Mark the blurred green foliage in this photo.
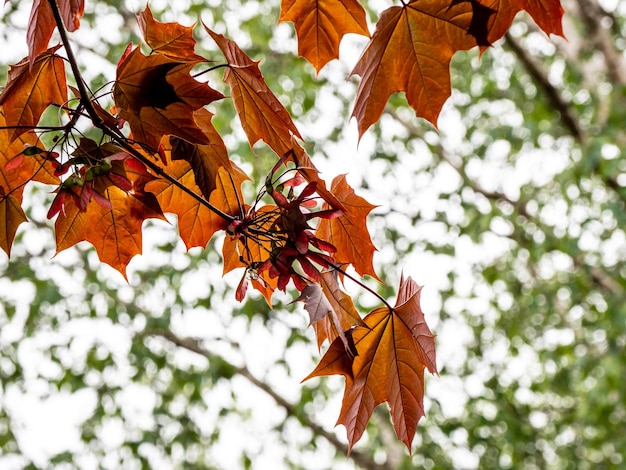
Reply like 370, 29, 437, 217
1, 0, 625, 468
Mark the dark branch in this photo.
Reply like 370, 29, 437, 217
152, 329, 392, 470
504, 32, 585, 143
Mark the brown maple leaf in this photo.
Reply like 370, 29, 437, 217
204, 25, 303, 156
137, 5, 205, 62
59, 0, 84, 32
304, 275, 437, 452
26, 0, 55, 67
316, 174, 378, 280
0, 46, 67, 142
279, 0, 370, 73
350, 0, 482, 135
113, 47, 223, 149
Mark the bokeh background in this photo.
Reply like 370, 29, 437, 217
1, 0, 625, 468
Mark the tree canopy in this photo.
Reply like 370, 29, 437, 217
1, 0, 625, 468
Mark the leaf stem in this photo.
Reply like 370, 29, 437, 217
192, 63, 230, 78
330, 263, 393, 311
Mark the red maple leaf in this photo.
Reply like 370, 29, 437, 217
305, 275, 437, 452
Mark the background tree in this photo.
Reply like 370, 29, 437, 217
1, 0, 625, 469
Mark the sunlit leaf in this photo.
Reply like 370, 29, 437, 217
351, 0, 482, 135
137, 5, 205, 61
146, 139, 249, 250
279, 0, 370, 72
305, 275, 437, 452
316, 174, 378, 279
54, 159, 166, 278
0, 46, 67, 141
204, 25, 302, 155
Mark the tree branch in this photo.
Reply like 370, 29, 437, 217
575, 0, 626, 86
152, 329, 392, 470
387, 109, 622, 297
504, 32, 585, 143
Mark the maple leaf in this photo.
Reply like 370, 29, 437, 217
59, 0, 84, 32
311, 270, 367, 349
479, 0, 565, 43
524, 0, 565, 37
169, 109, 233, 201
25, 0, 83, 67
26, 0, 55, 67
0, 112, 59, 196
304, 275, 437, 452
54, 158, 166, 278
146, 135, 249, 250
316, 174, 378, 279
0, 110, 59, 254
297, 283, 334, 325
204, 25, 303, 156
350, 0, 483, 135
279, 0, 370, 73
137, 5, 205, 62
0, 46, 67, 142
113, 47, 223, 149
0, 187, 27, 255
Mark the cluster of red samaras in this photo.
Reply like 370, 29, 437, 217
0, 0, 563, 453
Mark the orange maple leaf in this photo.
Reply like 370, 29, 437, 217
305, 275, 437, 452
350, 0, 483, 135
146, 132, 249, 250
279, 0, 370, 73
0, 111, 59, 254
0, 46, 67, 142
0, 187, 26, 255
204, 25, 303, 156
113, 47, 223, 149
54, 158, 166, 278
480, 0, 564, 42
137, 5, 205, 62
0, 113, 59, 195
316, 174, 378, 279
